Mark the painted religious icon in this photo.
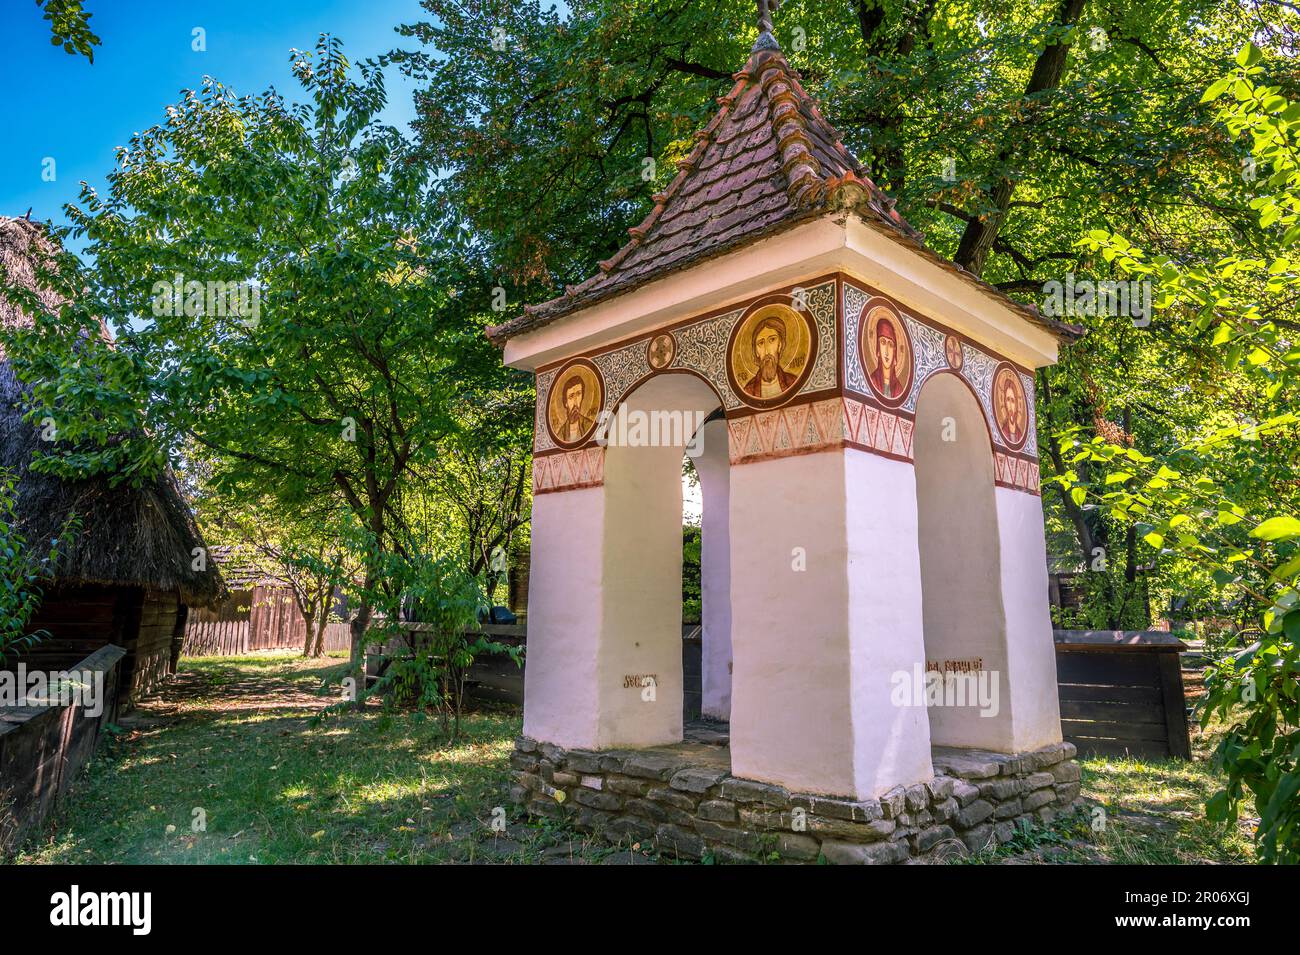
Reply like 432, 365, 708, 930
992, 363, 1029, 450
546, 359, 604, 447
647, 332, 676, 370
945, 333, 964, 371
726, 302, 814, 408
859, 302, 913, 406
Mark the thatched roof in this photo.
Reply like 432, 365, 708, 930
0, 215, 224, 606
205, 544, 279, 590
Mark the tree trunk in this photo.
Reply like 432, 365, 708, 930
952, 0, 1086, 276
349, 581, 373, 710
314, 613, 328, 656
302, 607, 315, 658
1039, 373, 1096, 561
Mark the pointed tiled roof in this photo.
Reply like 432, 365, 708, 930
488, 36, 1079, 346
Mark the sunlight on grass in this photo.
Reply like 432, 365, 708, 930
1077, 753, 1253, 864
956, 739, 1253, 864
10, 654, 631, 865
8, 653, 1254, 866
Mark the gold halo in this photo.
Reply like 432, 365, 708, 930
860, 303, 913, 405
546, 359, 604, 448
726, 302, 815, 409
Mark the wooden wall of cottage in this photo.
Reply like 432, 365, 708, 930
10, 584, 188, 706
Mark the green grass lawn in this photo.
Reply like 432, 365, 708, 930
12, 653, 1253, 865
958, 754, 1254, 864
960, 668, 1254, 864
14, 653, 644, 865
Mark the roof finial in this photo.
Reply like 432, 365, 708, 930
754, 0, 782, 51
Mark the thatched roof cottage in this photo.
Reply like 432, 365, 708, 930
0, 215, 223, 702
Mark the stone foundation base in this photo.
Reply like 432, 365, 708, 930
510, 737, 1082, 864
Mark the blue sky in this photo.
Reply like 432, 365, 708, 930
0, 0, 432, 255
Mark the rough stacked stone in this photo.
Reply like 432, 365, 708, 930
509, 737, 1083, 864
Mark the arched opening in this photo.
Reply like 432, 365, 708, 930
694, 411, 731, 722
598, 372, 727, 747
912, 373, 1012, 750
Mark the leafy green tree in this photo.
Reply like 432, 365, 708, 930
351, 543, 519, 740
395, 0, 1266, 285
5, 36, 502, 678
421, 398, 532, 589
682, 524, 701, 625
1059, 43, 1300, 863
37, 0, 101, 62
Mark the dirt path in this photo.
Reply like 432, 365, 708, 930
14, 653, 1245, 865
126, 653, 334, 722
14, 653, 656, 864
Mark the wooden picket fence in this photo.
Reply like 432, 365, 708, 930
181, 581, 354, 657
182, 620, 351, 656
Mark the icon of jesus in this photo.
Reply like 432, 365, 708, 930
998, 373, 1025, 446
869, 318, 905, 400
741, 316, 798, 400
559, 374, 595, 443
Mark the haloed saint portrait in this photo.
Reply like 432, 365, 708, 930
992, 362, 1029, 450
726, 302, 815, 409
546, 359, 604, 448
859, 301, 913, 406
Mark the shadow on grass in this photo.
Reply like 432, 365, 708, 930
13, 653, 658, 865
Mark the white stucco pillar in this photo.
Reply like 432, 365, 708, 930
728, 446, 932, 799
995, 487, 1063, 751
697, 417, 732, 721
845, 449, 935, 794
523, 450, 686, 749
595, 428, 687, 748
522, 486, 604, 748
523, 373, 723, 750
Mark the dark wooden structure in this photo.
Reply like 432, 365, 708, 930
464, 624, 526, 704
1047, 572, 1085, 613
20, 585, 191, 702
1054, 629, 1191, 760
364, 622, 526, 704
507, 538, 530, 621
682, 625, 702, 721
180, 547, 349, 656
1, 216, 225, 706
0, 644, 128, 854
